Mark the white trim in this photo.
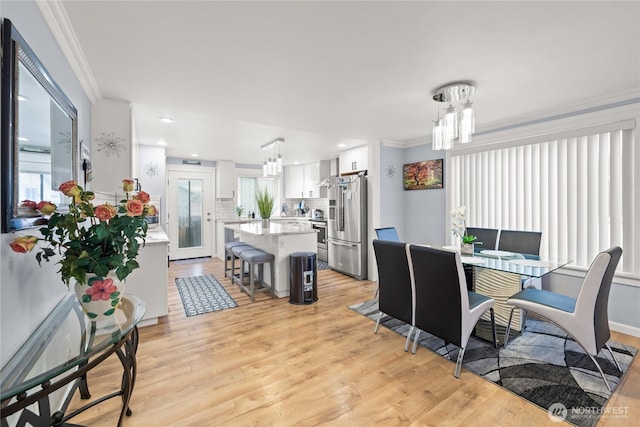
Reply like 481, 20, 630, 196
36, 0, 101, 102
550, 267, 640, 289
380, 139, 405, 148
609, 321, 640, 338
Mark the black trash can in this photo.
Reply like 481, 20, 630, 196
289, 252, 318, 305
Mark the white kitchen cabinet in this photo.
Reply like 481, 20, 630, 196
284, 165, 304, 198
216, 160, 236, 199
339, 145, 368, 175
303, 163, 320, 198
126, 228, 169, 326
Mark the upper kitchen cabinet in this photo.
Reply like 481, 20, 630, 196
339, 145, 368, 175
284, 160, 330, 199
284, 164, 304, 199
216, 160, 236, 199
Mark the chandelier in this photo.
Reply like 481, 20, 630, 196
262, 138, 284, 177
432, 82, 476, 150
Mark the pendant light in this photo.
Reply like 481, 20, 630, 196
431, 82, 476, 150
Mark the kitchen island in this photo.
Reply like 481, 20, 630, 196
225, 222, 317, 298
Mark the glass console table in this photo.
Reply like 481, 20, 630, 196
1, 294, 145, 427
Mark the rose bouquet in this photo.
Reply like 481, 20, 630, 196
9, 179, 154, 287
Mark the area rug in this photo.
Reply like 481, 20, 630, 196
175, 274, 237, 316
349, 299, 637, 427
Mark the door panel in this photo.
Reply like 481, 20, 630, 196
168, 170, 213, 260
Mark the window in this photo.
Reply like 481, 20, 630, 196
19, 172, 63, 205
448, 120, 638, 277
237, 176, 280, 218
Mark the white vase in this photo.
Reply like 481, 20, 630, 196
262, 218, 270, 228
74, 270, 125, 321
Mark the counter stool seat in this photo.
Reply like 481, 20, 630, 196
224, 241, 250, 278
239, 249, 275, 302
228, 244, 255, 284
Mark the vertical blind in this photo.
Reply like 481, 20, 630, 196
237, 177, 279, 218
448, 121, 638, 276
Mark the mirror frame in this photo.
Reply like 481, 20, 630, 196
1, 18, 78, 233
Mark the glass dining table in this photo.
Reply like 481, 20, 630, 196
441, 245, 572, 344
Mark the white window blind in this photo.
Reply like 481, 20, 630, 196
237, 177, 279, 218
448, 121, 638, 277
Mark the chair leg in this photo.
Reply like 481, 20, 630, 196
373, 285, 379, 300
605, 343, 622, 372
374, 312, 383, 334
489, 308, 498, 349
454, 347, 466, 378
504, 307, 517, 347
269, 260, 275, 298
412, 329, 421, 354
587, 353, 612, 393
404, 326, 414, 352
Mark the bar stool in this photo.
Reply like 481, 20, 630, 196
239, 249, 275, 302
224, 241, 251, 279
229, 244, 255, 285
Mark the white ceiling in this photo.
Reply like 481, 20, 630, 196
59, 1, 640, 166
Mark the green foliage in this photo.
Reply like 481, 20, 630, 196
255, 187, 275, 219
462, 234, 477, 244
29, 184, 149, 287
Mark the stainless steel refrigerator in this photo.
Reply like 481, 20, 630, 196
327, 175, 367, 280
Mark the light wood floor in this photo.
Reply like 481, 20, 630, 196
68, 257, 640, 426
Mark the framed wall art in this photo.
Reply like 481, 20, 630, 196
403, 159, 443, 190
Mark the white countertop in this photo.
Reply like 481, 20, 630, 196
225, 221, 317, 236
144, 227, 170, 244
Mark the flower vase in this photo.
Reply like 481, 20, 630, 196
74, 271, 125, 321
461, 243, 474, 255
262, 218, 270, 228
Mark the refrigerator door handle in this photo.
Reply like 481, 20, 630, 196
329, 240, 357, 248
337, 186, 345, 231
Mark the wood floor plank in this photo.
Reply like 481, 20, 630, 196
66, 257, 640, 426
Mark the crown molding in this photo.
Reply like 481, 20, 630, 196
36, 0, 101, 102
380, 139, 405, 148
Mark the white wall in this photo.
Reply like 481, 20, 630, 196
1, 1, 92, 365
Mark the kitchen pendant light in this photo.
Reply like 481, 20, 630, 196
431, 82, 476, 150
261, 138, 284, 176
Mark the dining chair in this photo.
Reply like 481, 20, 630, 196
497, 229, 542, 256
504, 246, 623, 392
408, 244, 497, 378
372, 239, 415, 351
374, 227, 400, 241
465, 227, 499, 252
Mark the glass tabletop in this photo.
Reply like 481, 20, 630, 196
460, 250, 571, 277
0, 293, 145, 401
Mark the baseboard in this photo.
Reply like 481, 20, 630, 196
610, 321, 640, 338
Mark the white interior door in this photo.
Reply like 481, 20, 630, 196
168, 169, 213, 260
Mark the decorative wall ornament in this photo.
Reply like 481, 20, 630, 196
385, 164, 396, 178
144, 162, 160, 177
95, 132, 127, 157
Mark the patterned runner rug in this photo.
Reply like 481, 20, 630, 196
349, 299, 637, 427
175, 274, 238, 316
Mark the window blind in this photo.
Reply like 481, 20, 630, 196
448, 121, 638, 276
237, 177, 280, 218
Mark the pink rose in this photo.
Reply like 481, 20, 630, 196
122, 179, 135, 192
95, 203, 117, 221
125, 199, 144, 217
20, 200, 37, 208
85, 278, 118, 301
59, 180, 81, 197
9, 236, 38, 253
36, 201, 57, 215
135, 190, 150, 204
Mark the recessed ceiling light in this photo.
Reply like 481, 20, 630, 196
190, 153, 199, 157
157, 139, 168, 146
18, 95, 30, 102
294, 161, 299, 165
158, 116, 174, 124
337, 143, 347, 148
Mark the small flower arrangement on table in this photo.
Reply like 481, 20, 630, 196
450, 206, 477, 253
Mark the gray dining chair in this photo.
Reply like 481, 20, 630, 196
504, 246, 623, 392
497, 229, 542, 256
465, 227, 499, 252
374, 227, 400, 241
408, 244, 497, 378
372, 239, 415, 352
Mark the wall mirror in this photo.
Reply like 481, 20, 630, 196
1, 19, 78, 233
